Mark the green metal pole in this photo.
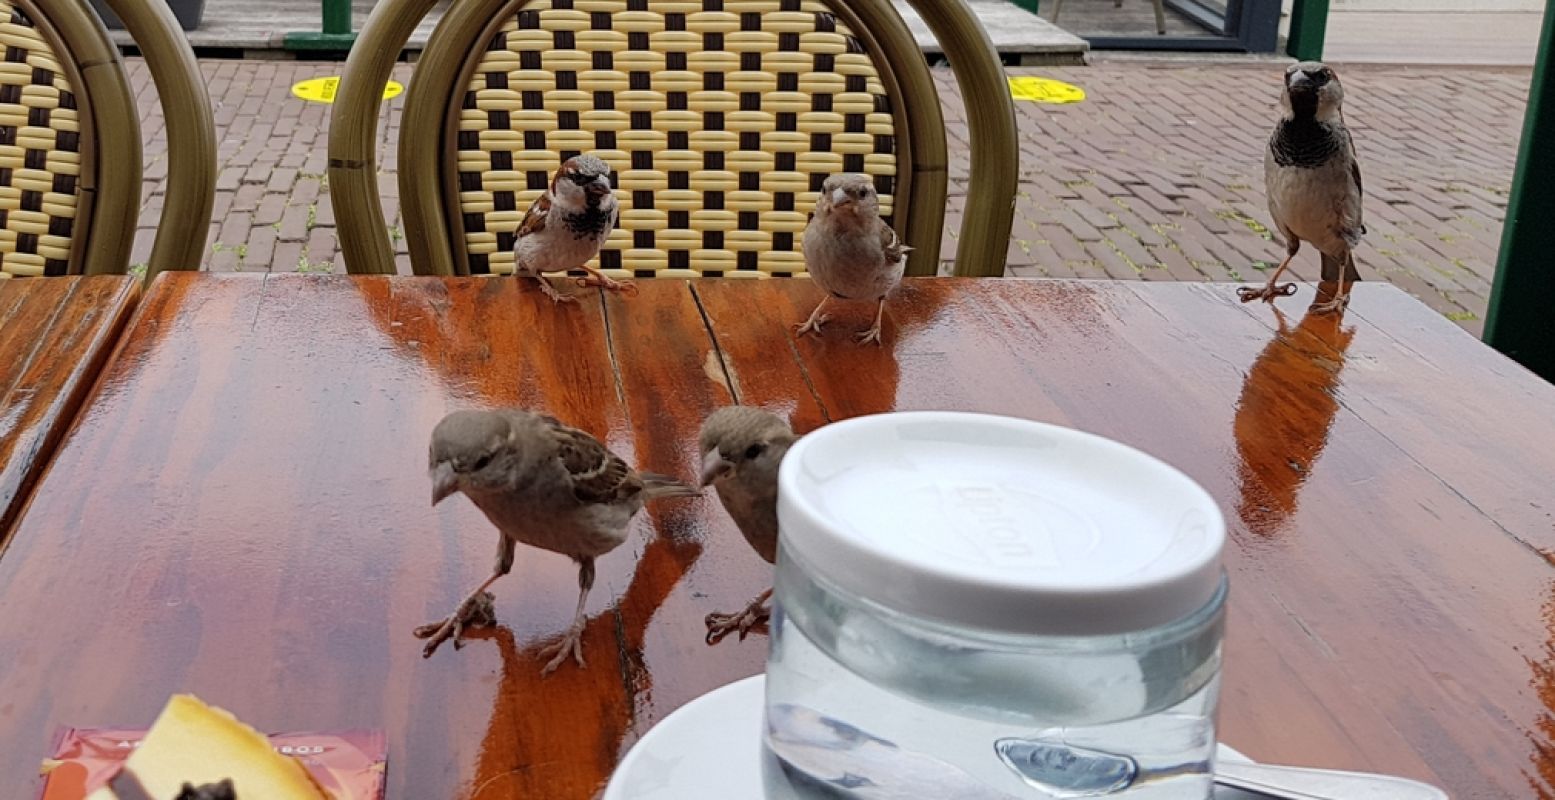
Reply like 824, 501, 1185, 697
1485, 2, 1555, 383
284, 0, 358, 51
1286, 0, 1329, 61
323, 0, 351, 35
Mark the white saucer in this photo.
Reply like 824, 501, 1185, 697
607, 674, 1263, 799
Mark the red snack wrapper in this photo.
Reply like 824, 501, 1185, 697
39, 728, 386, 799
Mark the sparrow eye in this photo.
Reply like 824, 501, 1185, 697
744, 443, 766, 460
472, 454, 493, 471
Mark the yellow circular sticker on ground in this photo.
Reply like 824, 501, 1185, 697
291, 77, 404, 104
1008, 77, 1085, 104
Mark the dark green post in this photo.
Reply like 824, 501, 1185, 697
323, 0, 351, 36
1286, 0, 1329, 61
1485, 2, 1555, 383
284, 0, 358, 51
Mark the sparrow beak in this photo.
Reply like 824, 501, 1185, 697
700, 450, 734, 488
431, 461, 458, 506
831, 187, 849, 205
586, 176, 610, 197
1287, 70, 1313, 92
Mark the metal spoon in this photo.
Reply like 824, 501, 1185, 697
995, 737, 1448, 799
767, 704, 1448, 800
1213, 760, 1447, 800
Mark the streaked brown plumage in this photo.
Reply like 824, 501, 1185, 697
798, 174, 910, 345
417, 409, 697, 673
698, 406, 797, 642
1240, 62, 1365, 314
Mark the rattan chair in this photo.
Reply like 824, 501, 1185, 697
0, 0, 214, 280
330, 0, 1017, 278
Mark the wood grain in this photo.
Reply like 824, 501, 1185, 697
2, 274, 1553, 799
0, 276, 138, 543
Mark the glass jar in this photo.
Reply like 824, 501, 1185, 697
762, 412, 1227, 799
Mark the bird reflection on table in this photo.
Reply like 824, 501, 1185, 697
1232, 288, 1356, 538
453, 502, 708, 798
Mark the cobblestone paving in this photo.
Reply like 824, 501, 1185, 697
129, 59, 1530, 336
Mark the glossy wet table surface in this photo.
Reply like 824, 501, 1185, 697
2, 273, 1552, 798
0, 276, 138, 538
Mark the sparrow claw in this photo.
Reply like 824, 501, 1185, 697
574, 274, 637, 295
1236, 282, 1297, 304
1310, 293, 1350, 315
415, 591, 497, 658
703, 604, 772, 645
794, 315, 830, 337
539, 624, 587, 675
534, 276, 580, 304
855, 325, 884, 346
417, 618, 462, 658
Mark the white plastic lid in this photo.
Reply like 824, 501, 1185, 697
777, 412, 1225, 636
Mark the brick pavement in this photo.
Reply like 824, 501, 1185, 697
128, 59, 1531, 336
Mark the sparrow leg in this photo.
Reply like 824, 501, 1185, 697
855, 298, 886, 346
533, 275, 580, 304
416, 537, 514, 657
705, 587, 773, 644
540, 556, 595, 675
573, 265, 638, 296
1310, 253, 1353, 315
795, 296, 832, 337
1238, 243, 1300, 303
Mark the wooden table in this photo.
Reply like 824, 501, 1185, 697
2, 272, 1552, 798
0, 276, 139, 539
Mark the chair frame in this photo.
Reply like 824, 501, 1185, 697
331, 0, 1017, 278
9, 0, 214, 279
99, 0, 217, 280
9, 0, 139, 276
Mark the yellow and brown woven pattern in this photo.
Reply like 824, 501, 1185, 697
0, 1, 81, 278
455, 0, 898, 278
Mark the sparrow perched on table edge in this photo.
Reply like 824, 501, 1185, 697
1239, 61, 1365, 315
511, 154, 635, 304
798, 174, 911, 346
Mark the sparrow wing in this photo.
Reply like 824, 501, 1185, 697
880, 223, 912, 263
1345, 128, 1363, 201
517, 192, 551, 240
539, 415, 643, 506
1343, 128, 1366, 237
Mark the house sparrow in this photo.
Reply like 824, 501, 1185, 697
698, 406, 797, 642
798, 174, 910, 345
513, 154, 633, 303
1240, 62, 1365, 315
416, 409, 698, 673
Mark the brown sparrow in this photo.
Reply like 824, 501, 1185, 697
698, 406, 796, 642
1240, 62, 1365, 315
513, 154, 633, 303
417, 409, 698, 674
797, 174, 910, 345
